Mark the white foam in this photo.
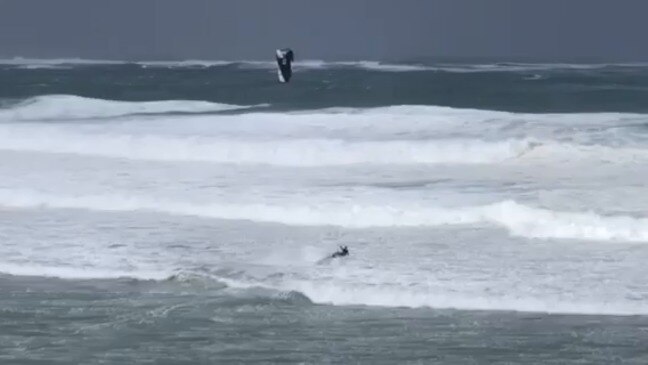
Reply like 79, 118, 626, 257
137, 60, 234, 68
4, 58, 648, 73
0, 57, 124, 66
18, 64, 71, 70
220, 278, 646, 316
4, 113, 647, 166
235, 60, 327, 70
233, 60, 613, 73
0, 125, 537, 165
12, 99, 643, 167
233, 60, 648, 73
1, 190, 647, 242
0, 95, 250, 121
336, 61, 433, 72
0, 262, 169, 280
0, 57, 410, 70
236, 60, 433, 71
428, 62, 636, 73
0, 57, 231, 69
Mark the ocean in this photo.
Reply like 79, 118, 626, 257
1, 58, 647, 364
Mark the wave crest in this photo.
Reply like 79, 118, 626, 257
1, 190, 647, 242
0, 95, 251, 121
0, 124, 538, 166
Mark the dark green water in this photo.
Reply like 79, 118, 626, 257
3, 275, 648, 364
3, 61, 648, 112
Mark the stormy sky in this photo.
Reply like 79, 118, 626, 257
1, 0, 647, 61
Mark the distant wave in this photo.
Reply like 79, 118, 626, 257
235, 60, 435, 72
138, 60, 236, 68
5, 94, 638, 123
2, 189, 648, 242
0, 95, 254, 121
0, 57, 434, 71
5, 57, 648, 73
0, 57, 124, 66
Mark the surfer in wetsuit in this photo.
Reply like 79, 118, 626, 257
331, 245, 349, 258
315, 245, 350, 264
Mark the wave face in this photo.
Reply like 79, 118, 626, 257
0, 95, 250, 121
2, 62, 648, 317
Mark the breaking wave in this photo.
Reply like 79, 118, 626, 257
220, 278, 648, 316
0, 125, 538, 165
1, 189, 647, 242
0, 262, 169, 281
0, 95, 252, 121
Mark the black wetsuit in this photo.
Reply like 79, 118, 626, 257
331, 247, 349, 258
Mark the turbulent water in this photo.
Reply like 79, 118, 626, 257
1, 58, 648, 363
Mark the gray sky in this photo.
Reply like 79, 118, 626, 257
1, 0, 647, 61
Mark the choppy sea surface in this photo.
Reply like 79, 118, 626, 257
1, 58, 648, 364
